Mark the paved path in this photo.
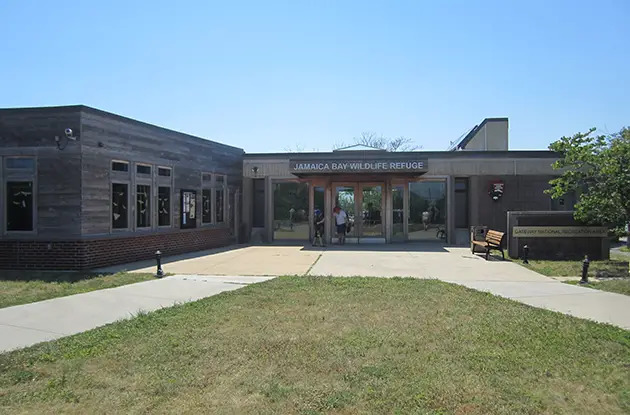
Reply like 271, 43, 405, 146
0, 275, 273, 353
97, 245, 319, 276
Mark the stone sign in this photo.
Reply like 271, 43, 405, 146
289, 159, 428, 174
512, 226, 608, 238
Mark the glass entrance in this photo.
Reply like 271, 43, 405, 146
408, 181, 447, 241
360, 185, 383, 237
333, 183, 384, 242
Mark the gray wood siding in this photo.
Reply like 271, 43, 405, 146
79, 109, 244, 235
0, 108, 82, 237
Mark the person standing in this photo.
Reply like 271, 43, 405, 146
333, 206, 348, 245
312, 209, 325, 247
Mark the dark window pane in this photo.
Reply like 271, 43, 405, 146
274, 182, 309, 240
202, 173, 212, 184
112, 183, 128, 229
408, 181, 446, 240
112, 161, 129, 172
136, 164, 151, 175
158, 187, 171, 226
455, 178, 468, 191
136, 185, 151, 227
216, 188, 224, 223
6, 158, 35, 170
158, 167, 171, 177
202, 189, 212, 223
7, 181, 33, 231
216, 175, 225, 185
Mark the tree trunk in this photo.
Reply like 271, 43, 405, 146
627, 221, 630, 248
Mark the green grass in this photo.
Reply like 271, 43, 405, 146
565, 279, 630, 296
0, 271, 156, 308
620, 246, 630, 252
520, 258, 628, 277
0, 276, 628, 414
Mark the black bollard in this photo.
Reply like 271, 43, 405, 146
155, 250, 164, 278
579, 255, 590, 284
523, 244, 529, 264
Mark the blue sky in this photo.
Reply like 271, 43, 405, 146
1, 1, 628, 152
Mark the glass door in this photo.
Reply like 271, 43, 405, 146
333, 183, 384, 242
334, 185, 357, 240
359, 184, 383, 238
408, 180, 447, 241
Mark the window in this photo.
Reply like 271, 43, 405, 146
112, 183, 129, 229
6, 181, 34, 231
455, 178, 469, 228
158, 167, 171, 177
136, 164, 151, 175
181, 190, 197, 229
6, 158, 35, 170
158, 186, 171, 226
112, 161, 129, 172
215, 175, 226, 223
136, 184, 151, 228
216, 187, 224, 223
202, 189, 212, 223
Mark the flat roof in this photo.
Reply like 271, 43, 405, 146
0, 104, 244, 153
244, 150, 558, 159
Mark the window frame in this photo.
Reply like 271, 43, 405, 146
156, 166, 173, 228
3, 156, 37, 235
215, 174, 227, 224
111, 160, 130, 172
201, 172, 214, 225
134, 162, 153, 230
111, 181, 131, 231
110, 160, 132, 233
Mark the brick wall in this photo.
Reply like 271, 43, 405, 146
0, 227, 233, 270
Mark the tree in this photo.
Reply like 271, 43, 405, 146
335, 132, 421, 151
546, 127, 630, 246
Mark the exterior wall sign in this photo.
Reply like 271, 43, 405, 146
512, 226, 608, 238
489, 180, 504, 201
180, 189, 197, 229
289, 159, 428, 174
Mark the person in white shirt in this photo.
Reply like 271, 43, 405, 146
333, 206, 348, 244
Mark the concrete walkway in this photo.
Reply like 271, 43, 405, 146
96, 245, 319, 276
0, 275, 273, 353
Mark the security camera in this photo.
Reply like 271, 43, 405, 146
64, 128, 76, 140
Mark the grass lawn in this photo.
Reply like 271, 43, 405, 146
520, 258, 628, 277
1, 277, 629, 414
620, 246, 630, 252
565, 279, 630, 296
0, 271, 155, 309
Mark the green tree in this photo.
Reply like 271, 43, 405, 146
546, 127, 630, 246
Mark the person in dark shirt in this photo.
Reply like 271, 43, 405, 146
312, 209, 326, 247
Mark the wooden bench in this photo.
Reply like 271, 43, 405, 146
471, 229, 506, 260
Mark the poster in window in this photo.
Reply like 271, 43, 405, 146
180, 189, 197, 229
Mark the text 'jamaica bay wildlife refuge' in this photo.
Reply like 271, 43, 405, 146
290, 160, 428, 173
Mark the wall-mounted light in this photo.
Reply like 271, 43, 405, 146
251, 166, 259, 176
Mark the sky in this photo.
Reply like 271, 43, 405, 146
1, 1, 628, 153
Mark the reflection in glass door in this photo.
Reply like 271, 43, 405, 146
360, 185, 382, 237
334, 186, 356, 238
392, 185, 404, 240
408, 181, 447, 241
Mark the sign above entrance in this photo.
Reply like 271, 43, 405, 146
289, 159, 428, 174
